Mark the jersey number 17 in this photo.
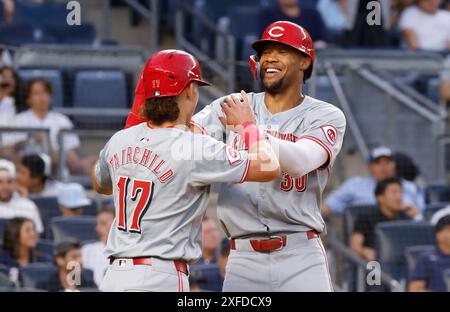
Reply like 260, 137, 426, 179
116, 176, 155, 234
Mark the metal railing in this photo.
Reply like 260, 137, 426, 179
327, 237, 403, 292
175, 1, 236, 93
58, 129, 116, 182
0, 128, 51, 155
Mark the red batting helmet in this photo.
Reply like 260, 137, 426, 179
142, 49, 210, 99
250, 21, 315, 81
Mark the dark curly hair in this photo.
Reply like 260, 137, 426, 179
143, 97, 180, 126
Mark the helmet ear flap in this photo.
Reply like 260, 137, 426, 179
248, 54, 260, 81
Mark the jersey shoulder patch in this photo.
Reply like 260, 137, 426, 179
321, 125, 338, 146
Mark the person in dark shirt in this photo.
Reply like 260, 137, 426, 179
409, 215, 450, 292
36, 241, 95, 292
351, 177, 417, 261
0, 217, 51, 270
260, 0, 328, 46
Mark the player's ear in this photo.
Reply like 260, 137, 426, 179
185, 81, 198, 100
298, 55, 311, 72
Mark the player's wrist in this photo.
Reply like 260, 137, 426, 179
240, 121, 262, 149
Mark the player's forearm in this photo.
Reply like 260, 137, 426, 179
246, 140, 280, 182
267, 135, 328, 178
91, 162, 112, 195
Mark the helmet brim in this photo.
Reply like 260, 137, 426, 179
252, 39, 311, 59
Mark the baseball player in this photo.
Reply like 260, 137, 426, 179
92, 50, 280, 292
192, 21, 347, 292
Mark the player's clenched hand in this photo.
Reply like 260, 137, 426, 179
220, 90, 256, 130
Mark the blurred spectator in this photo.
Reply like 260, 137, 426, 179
0, 159, 43, 234
350, 177, 416, 261
199, 216, 220, 265
409, 215, 450, 291
260, 0, 329, 47
317, 0, 347, 43
342, 0, 390, 47
398, 0, 450, 51
218, 238, 231, 280
57, 183, 91, 217
323, 146, 425, 216
16, 153, 61, 198
2, 0, 14, 23
0, 67, 22, 112
393, 152, 421, 182
188, 270, 204, 292
1, 78, 97, 175
36, 241, 96, 292
0, 71, 15, 125
0, 217, 50, 270
390, 0, 415, 28
0, 48, 13, 67
82, 207, 114, 287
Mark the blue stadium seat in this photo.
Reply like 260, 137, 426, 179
36, 239, 55, 260
0, 218, 8, 248
30, 196, 61, 239
424, 202, 450, 222
50, 216, 97, 244
375, 221, 436, 281
426, 185, 450, 204
405, 245, 435, 278
73, 70, 128, 125
0, 264, 8, 276
18, 69, 64, 108
13, 1, 67, 26
0, 22, 34, 45
189, 263, 222, 292
20, 263, 58, 290
43, 23, 96, 45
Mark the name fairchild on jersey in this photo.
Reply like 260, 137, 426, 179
108, 145, 174, 183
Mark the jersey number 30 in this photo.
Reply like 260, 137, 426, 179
117, 176, 154, 233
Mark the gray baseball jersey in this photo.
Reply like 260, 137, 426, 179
96, 122, 250, 262
192, 92, 346, 238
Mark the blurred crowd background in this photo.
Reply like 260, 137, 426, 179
0, 0, 450, 292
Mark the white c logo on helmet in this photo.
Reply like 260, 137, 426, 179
268, 26, 285, 38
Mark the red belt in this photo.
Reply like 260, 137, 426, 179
109, 257, 189, 275
231, 230, 320, 252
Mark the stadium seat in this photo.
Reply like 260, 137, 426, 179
43, 23, 96, 45
426, 185, 450, 204
20, 263, 58, 290
18, 69, 64, 108
0, 22, 35, 46
424, 202, 450, 222
73, 70, 128, 125
405, 245, 435, 278
227, 6, 261, 41
0, 218, 8, 248
13, 1, 67, 26
30, 196, 61, 239
343, 205, 378, 245
36, 239, 55, 260
50, 216, 97, 244
374, 221, 436, 281
189, 263, 222, 292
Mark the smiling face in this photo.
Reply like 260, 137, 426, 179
259, 42, 310, 94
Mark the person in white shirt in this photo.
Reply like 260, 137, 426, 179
0, 73, 16, 125
0, 159, 43, 234
16, 154, 62, 198
1, 78, 97, 175
398, 0, 450, 51
81, 207, 115, 287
